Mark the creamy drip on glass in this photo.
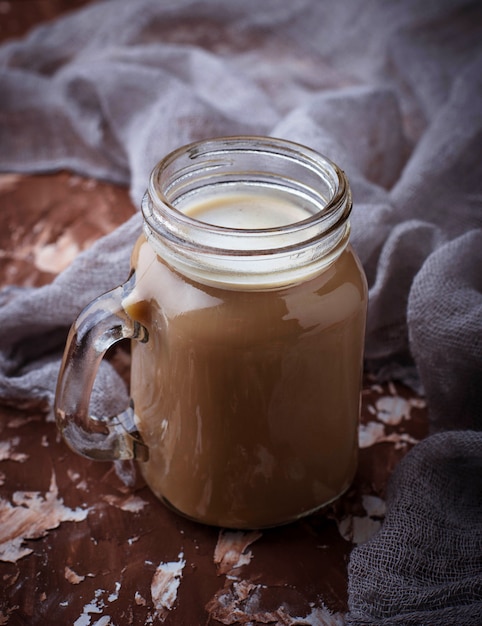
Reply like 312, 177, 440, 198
124, 190, 367, 529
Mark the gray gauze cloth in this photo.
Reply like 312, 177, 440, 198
0, 0, 481, 623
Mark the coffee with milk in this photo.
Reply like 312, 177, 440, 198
55, 137, 367, 529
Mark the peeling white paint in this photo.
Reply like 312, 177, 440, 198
289, 604, 345, 625
214, 530, 262, 575
92, 617, 113, 626
362, 494, 386, 518
34, 231, 81, 273
150, 552, 186, 620
359, 421, 419, 449
336, 494, 386, 545
102, 493, 148, 513
337, 514, 381, 545
206, 579, 345, 625
0, 438, 28, 462
375, 395, 426, 425
0, 472, 88, 562
134, 591, 146, 606
358, 421, 385, 448
108, 581, 121, 602
73, 585, 121, 626
65, 566, 86, 585
74, 589, 106, 626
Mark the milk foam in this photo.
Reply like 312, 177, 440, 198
179, 190, 312, 229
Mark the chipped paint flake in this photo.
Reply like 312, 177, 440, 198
67, 469, 89, 491
337, 515, 381, 545
381, 431, 419, 449
92, 617, 112, 626
73, 584, 120, 625
214, 530, 262, 575
134, 591, 147, 606
0, 438, 28, 462
113, 460, 137, 488
102, 493, 148, 513
0, 472, 88, 563
74, 589, 110, 626
34, 232, 80, 273
358, 421, 385, 448
68, 470, 81, 482
375, 395, 423, 425
336, 494, 386, 545
206, 580, 344, 625
359, 421, 419, 449
290, 604, 345, 625
362, 494, 386, 518
108, 581, 121, 602
7, 415, 40, 429
65, 566, 86, 585
150, 552, 186, 620
206, 580, 267, 624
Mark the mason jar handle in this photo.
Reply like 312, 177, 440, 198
55, 274, 149, 462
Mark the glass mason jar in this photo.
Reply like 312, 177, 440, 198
55, 136, 368, 529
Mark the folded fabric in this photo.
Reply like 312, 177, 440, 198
347, 431, 482, 625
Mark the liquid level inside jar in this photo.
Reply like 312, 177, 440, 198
178, 188, 313, 229
145, 183, 344, 289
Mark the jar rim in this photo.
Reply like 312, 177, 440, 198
146, 135, 351, 240
141, 136, 352, 289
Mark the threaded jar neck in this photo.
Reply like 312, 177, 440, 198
141, 136, 352, 290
